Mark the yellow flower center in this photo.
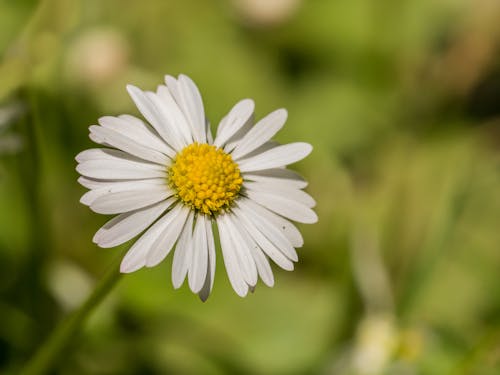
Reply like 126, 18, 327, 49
168, 143, 243, 215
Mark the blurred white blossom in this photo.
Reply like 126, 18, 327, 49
0, 102, 23, 155
65, 27, 130, 86
352, 314, 397, 375
46, 260, 93, 311
232, 0, 302, 27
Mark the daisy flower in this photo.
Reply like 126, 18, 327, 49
76, 74, 317, 300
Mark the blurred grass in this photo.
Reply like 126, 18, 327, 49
1, 0, 500, 374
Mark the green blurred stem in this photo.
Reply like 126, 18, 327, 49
21, 257, 124, 375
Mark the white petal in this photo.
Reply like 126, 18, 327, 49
165, 75, 206, 143
90, 187, 171, 214
120, 243, 148, 273
164, 75, 182, 107
216, 216, 249, 297
156, 85, 193, 145
76, 148, 166, 180
213, 99, 254, 148
78, 176, 105, 189
229, 214, 274, 287
76, 148, 118, 163
243, 168, 307, 189
223, 113, 255, 154
232, 208, 295, 270
205, 120, 213, 145
99, 115, 175, 157
188, 216, 209, 293
80, 189, 110, 206
245, 189, 318, 224
245, 181, 316, 208
240, 198, 304, 248
249, 243, 274, 287
77, 148, 158, 164
126, 85, 181, 150
236, 198, 299, 261
93, 198, 175, 248
145, 90, 186, 151
231, 108, 287, 160
171, 211, 195, 289
178, 74, 206, 143
198, 219, 216, 301
223, 215, 258, 287
89, 125, 169, 164
120, 206, 186, 273
234, 141, 278, 160
80, 179, 167, 206
238, 142, 312, 172
146, 205, 190, 267
77, 160, 166, 180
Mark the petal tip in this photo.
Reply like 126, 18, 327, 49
120, 261, 141, 273
276, 108, 288, 118
198, 292, 210, 302
302, 142, 313, 156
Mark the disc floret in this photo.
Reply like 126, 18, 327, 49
169, 143, 243, 215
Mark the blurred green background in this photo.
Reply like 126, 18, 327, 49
1, 0, 500, 374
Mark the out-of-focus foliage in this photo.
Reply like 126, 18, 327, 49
1, 0, 499, 374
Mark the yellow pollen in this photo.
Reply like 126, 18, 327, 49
168, 143, 243, 215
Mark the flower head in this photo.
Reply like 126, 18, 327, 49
76, 74, 317, 300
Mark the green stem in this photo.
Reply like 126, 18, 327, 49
21, 256, 124, 375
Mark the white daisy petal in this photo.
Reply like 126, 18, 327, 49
243, 168, 307, 189
76, 147, 118, 163
80, 179, 168, 206
236, 198, 299, 261
90, 187, 171, 214
198, 219, 216, 301
216, 215, 249, 297
120, 205, 184, 273
235, 141, 278, 160
156, 85, 193, 145
231, 108, 287, 160
245, 181, 316, 208
77, 159, 167, 180
89, 125, 169, 165
146, 205, 190, 267
245, 189, 318, 224
93, 198, 175, 248
171, 211, 195, 289
126, 85, 181, 150
178, 74, 206, 143
249, 243, 274, 287
206, 119, 213, 145
166, 75, 206, 143
120, 244, 147, 273
99, 115, 175, 158
229, 214, 274, 287
76, 148, 166, 180
213, 99, 254, 148
75, 149, 157, 165
145, 90, 186, 151
238, 142, 312, 172
188, 216, 209, 293
239, 197, 304, 248
224, 215, 258, 287
164, 75, 182, 106
78, 176, 102, 189
79, 176, 169, 193
222, 113, 255, 154
232, 208, 295, 270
